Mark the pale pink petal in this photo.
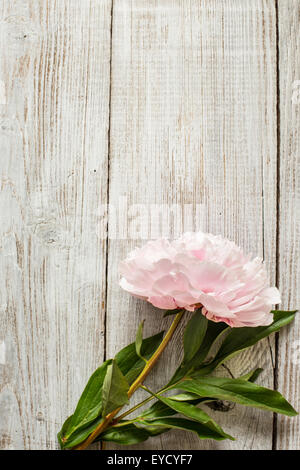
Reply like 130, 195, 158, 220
148, 295, 177, 310
119, 232, 280, 328
152, 273, 191, 295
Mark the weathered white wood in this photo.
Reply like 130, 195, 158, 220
0, 0, 111, 449
276, 0, 300, 450
2, 0, 298, 451
106, 0, 277, 450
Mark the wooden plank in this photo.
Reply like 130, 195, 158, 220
0, 0, 111, 449
276, 0, 300, 450
107, 0, 277, 450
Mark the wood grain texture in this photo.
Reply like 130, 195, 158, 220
0, 0, 112, 449
276, 0, 300, 450
0, 0, 298, 451
106, 0, 277, 450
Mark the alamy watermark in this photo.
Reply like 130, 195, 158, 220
95, 196, 206, 240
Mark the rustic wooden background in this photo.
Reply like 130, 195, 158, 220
0, 0, 299, 450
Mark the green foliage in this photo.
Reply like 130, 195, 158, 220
101, 361, 129, 417
183, 312, 208, 363
58, 360, 112, 448
58, 330, 164, 449
135, 320, 147, 361
58, 309, 297, 449
137, 417, 232, 441
168, 319, 228, 385
100, 423, 151, 445
142, 387, 234, 440
169, 376, 297, 416
199, 310, 297, 374
115, 331, 164, 384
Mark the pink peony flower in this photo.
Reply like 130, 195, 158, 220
119, 232, 281, 327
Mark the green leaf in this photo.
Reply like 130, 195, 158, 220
138, 417, 232, 441
59, 359, 112, 446
102, 360, 130, 417
135, 320, 146, 361
115, 331, 164, 384
57, 415, 73, 448
96, 421, 168, 444
143, 388, 234, 440
58, 331, 164, 449
140, 400, 178, 419
168, 320, 228, 385
183, 311, 208, 363
172, 376, 298, 416
121, 407, 233, 443
138, 367, 265, 427
60, 415, 103, 449
99, 423, 150, 445
202, 310, 297, 374
240, 368, 263, 383
168, 392, 202, 401
139, 392, 209, 420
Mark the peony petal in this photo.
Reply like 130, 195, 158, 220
152, 273, 191, 295
119, 232, 280, 327
259, 287, 281, 304
148, 295, 177, 310
199, 293, 235, 317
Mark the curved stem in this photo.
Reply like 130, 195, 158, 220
115, 382, 174, 422
114, 376, 187, 423
115, 395, 154, 422
74, 310, 184, 450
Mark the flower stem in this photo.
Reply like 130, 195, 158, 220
115, 395, 154, 422
74, 310, 185, 450
115, 381, 176, 423
114, 375, 188, 424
